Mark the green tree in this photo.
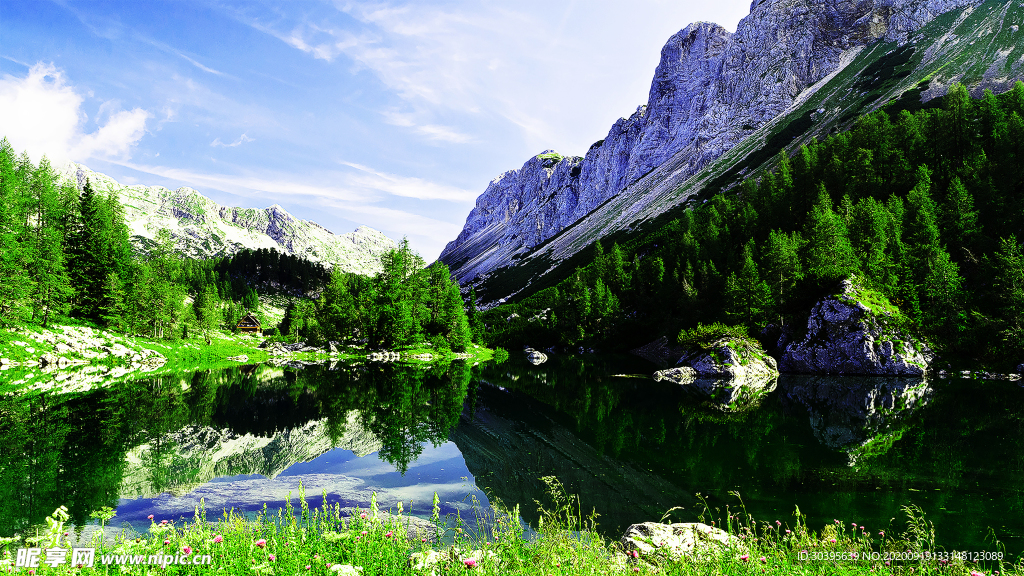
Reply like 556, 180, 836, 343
804, 184, 859, 283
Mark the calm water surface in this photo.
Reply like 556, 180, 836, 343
2, 355, 1022, 557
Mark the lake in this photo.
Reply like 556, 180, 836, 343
2, 354, 1022, 558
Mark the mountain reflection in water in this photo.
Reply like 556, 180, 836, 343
2, 355, 1022, 558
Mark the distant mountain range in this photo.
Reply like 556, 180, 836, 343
441, 0, 1024, 304
64, 164, 396, 276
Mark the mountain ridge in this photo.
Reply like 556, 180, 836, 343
441, 0, 1024, 305
64, 163, 397, 276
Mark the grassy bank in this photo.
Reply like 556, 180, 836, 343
0, 317, 495, 377
1, 486, 1016, 576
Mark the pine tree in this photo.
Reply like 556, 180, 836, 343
762, 230, 803, 325
805, 184, 859, 283
29, 159, 72, 327
0, 140, 33, 321
992, 236, 1024, 352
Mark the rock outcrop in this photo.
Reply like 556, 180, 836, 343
647, 332, 778, 410
441, 0, 985, 294
620, 522, 744, 561
61, 164, 396, 276
781, 278, 932, 375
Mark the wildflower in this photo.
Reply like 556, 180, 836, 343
786, 530, 791, 534
268, 555, 276, 562
385, 531, 393, 538
970, 572, 985, 576
360, 512, 367, 520
835, 519, 840, 524
776, 520, 781, 526
740, 555, 750, 562
631, 551, 639, 559
161, 520, 169, 525
306, 566, 311, 570
760, 557, 767, 564
213, 535, 223, 544
163, 540, 170, 546
361, 531, 368, 536
148, 515, 154, 520
852, 522, 857, 527
830, 538, 836, 543
879, 531, 885, 537
421, 538, 427, 543
463, 558, 477, 568
885, 561, 890, 566
633, 568, 639, 573
182, 546, 192, 556
255, 539, 267, 548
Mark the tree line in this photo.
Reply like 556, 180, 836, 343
482, 82, 1024, 365
0, 141, 472, 351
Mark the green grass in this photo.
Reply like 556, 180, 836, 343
2, 484, 1017, 575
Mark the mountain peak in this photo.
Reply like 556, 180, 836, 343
62, 164, 396, 275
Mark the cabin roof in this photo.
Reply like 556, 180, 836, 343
236, 313, 261, 327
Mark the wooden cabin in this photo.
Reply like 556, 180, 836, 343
236, 312, 262, 335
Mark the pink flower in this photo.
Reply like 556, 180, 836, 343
147, 515, 154, 520
182, 546, 192, 556
631, 551, 639, 559
361, 531, 368, 536
213, 535, 223, 544
385, 531, 393, 538
463, 559, 477, 568
785, 530, 791, 534
970, 572, 985, 576
421, 538, 427, 543
776, 520, 781, 526
305, 566, 311, 570
760, 557, 767, 564
268, 555, 275, 562
879, 531, 885, 536
161, 520, 168, 525
255, 539, 267, 548
360, 512, 367, 519
163, 540, 170, 546
830, 538, 836, 543
740, 555, 750, 562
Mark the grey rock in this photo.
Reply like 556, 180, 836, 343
781, 279, 932, 375
620, 522, 744, 560
441, 0, 983, 293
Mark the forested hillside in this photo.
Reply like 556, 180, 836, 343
481, 83, 1024, 366
0, 140, 472, 352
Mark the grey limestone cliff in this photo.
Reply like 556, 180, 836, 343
441, 0, 995, 298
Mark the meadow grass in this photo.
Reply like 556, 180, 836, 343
1, 484, 1018, 576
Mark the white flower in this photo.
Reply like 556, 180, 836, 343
328, 565, 364, 576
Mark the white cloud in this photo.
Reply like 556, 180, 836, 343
0, 62, 149, 163
211, 133, 255, 147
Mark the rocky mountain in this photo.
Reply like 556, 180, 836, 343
441, 0, 1024, 303
64, 164, 396, 275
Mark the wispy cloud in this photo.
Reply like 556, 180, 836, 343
339, 161, 478, 202
381, 111, 473, 143
211, 133, 255, 147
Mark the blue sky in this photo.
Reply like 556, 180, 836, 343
1, 0, 749, 260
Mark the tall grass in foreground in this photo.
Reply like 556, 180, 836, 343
0, 482, 1018, 575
